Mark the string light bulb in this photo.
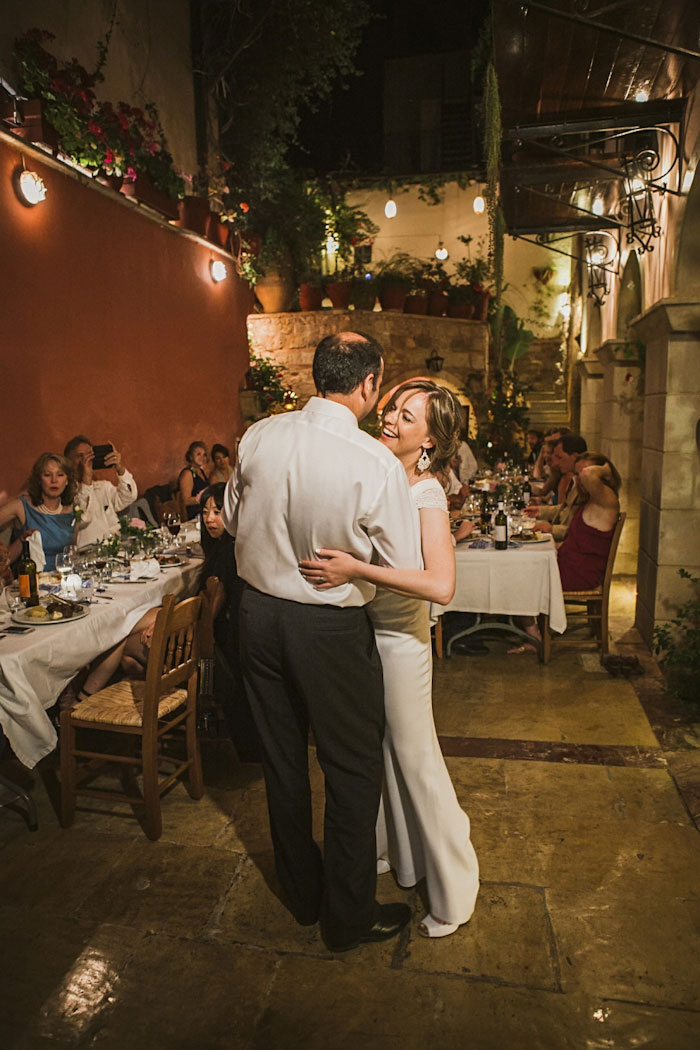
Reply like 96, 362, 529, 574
473, 194, 485, 214
435, 241, 449, 261
384, 198, 397, 219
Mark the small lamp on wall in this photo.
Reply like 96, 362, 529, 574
14, 166, 47, 207
425, 349, 445, 373
210, 259, 228, 283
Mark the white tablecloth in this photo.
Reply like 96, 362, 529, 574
0, 559, 201, 769
431, 538, 567, 633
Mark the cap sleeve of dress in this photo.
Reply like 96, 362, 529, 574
413, 477, 448, 512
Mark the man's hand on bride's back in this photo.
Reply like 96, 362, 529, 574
298, 548, 359, 589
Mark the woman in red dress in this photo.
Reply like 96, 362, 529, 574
557, 452, 621, 590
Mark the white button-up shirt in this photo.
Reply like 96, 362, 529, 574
222, 397, 421, 606
75, 471, 138, 546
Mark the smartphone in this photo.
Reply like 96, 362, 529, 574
91, 443, 114, 470
4, 624, 35, 634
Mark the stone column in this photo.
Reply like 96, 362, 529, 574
595, 339, 644, 575
630, 300, 700, 646
576, 350, 605, 452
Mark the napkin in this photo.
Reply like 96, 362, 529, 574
28, 530, 46, 572
129, 558, 161, 581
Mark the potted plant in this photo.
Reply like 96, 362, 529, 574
375, 252, 415, 312
423, 260, 450, 317
350, 271, 378, 311
321, 189, 378, 309
403, 259, 431, 315
298, 267, 325, 311
455, 235, 492, 321
447, 282, 476, 319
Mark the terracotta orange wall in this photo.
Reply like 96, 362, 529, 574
1, 134, 253, 499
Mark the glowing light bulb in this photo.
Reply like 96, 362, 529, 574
592, 198, 604, 216
473, 195, 485, 214
210, 259, 228, 282
435, 243, 449, 261
384, 199, 397, 219
635, 89, 649, 103
326, 233, 339, 255
16, 169, 47, 206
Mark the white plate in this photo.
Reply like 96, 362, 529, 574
156, 556, 187, 569
519, 536, 551, 544
12, 601, 87, 625
110, 575, 153, 584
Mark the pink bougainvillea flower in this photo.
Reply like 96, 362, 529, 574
128, 518, 146, 530
126, 166, 137, 181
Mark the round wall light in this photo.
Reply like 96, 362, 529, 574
15, 168, 47, 206
435, 241, 449, 261
384, 198, 397, 219
210, 259, 228, 283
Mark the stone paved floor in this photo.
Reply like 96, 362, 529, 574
2, 578, 700, 1050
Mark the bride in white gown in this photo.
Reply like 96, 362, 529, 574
300, 379, 479, 938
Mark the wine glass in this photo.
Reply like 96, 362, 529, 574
164, 512, 182, 547
55, 548, 75, 594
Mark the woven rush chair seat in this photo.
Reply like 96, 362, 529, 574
558, 512, 626, 658
60, 592, 204, 840
71, 681, 188, 726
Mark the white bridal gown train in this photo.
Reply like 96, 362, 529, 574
369, 478, 479, 926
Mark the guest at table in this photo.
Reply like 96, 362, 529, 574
64, 435, 138, 547
558, 452, 621, 590
178, 441, 210, 519
209, 444, 233, 485
531, 427, 568, 488
527, 434, 587, 541
0, 454, 83, 570
524, 429, 544, 470
197, 483, 260, 761
455, 429, 478, 482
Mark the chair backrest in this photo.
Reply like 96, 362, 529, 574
154, 497, 180, 525
199, 576, 224, 660
600, 512, 626, 598
142, 594, 203, 721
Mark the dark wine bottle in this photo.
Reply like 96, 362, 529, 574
494, 501, 508, 550
522, 473, 531, 507
18, 539, 39, 606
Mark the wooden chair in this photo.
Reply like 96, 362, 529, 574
558, 511, 626, 657
60, 593, 204, 840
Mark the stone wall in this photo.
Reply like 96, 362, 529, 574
631, 301, 700, 645
246, 310, 489, 417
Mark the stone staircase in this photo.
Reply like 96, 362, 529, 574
526, 390, 569, 429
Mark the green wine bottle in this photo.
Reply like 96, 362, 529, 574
494, 501, 508, 550
18, 539, 39, 606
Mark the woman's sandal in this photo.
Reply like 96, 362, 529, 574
507, 643, 538, 655
376, 858, 391, 875
418, 913, 460, 938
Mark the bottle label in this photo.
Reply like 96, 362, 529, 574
494, 525, 507, 544
522, 491, 530, 506
19, 573, 31, 598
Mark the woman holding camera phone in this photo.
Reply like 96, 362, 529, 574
63, 435, 138, 547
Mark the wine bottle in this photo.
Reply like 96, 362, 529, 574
18, 539, 39, 606
494, 501, 508, 550
522, 472, 531, 507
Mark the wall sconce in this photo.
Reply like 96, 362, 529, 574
425, 349, 445, 373
584, 233, 616, 307
473, 194, 485, 214
14, 167, 47, 206
434, 241, 449, 261
210, 259, 228, 282
619, 160, 661, 254
384, 198, 397, 219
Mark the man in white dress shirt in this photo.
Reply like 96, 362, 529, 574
222, 332, 421, 952
64, 435, 138, 547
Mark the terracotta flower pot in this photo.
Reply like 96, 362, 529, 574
379, 284, 409, 312
404, 293, 429, 315
428, 290, 449, 317
299, 283, 324, 311
474, 288, 491, 321
448, 301, 475, 319
325, 280, 352, 309
177, 196, 211, 236
206, 214, 231, 249
120, 172, 179, 220
3, 99, 61, 151
255, 272, 295, 313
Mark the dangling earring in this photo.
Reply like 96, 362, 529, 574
417, 448, 431, 472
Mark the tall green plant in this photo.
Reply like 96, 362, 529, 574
654, 569, 700, 707
483, 60, 503, 306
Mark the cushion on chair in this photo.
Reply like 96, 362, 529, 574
563, 588, 603, 599
70, 680, 188, 726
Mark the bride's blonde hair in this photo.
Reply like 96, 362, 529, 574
381, 379, 462, 474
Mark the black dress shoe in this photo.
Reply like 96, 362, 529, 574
450, 638, 490, 655
323, 902, 411, 952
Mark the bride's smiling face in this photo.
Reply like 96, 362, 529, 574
380, 389, 433, 460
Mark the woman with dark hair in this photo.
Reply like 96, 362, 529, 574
525, 428, 544, 470
198, 483, 260, 761
0, 453, 83, 569
178, 441, 210, 519
557, 451, 621, 590
300, 379, 479, 939
209, 443, 233, 484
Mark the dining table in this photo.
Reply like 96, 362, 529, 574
431, 535, 567, 662
0, 548, 203, 770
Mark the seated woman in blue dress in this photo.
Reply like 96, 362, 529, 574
0, 453, 85, 570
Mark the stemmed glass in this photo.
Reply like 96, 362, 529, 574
163, 512, 182, 548
55, 548, 75, 595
